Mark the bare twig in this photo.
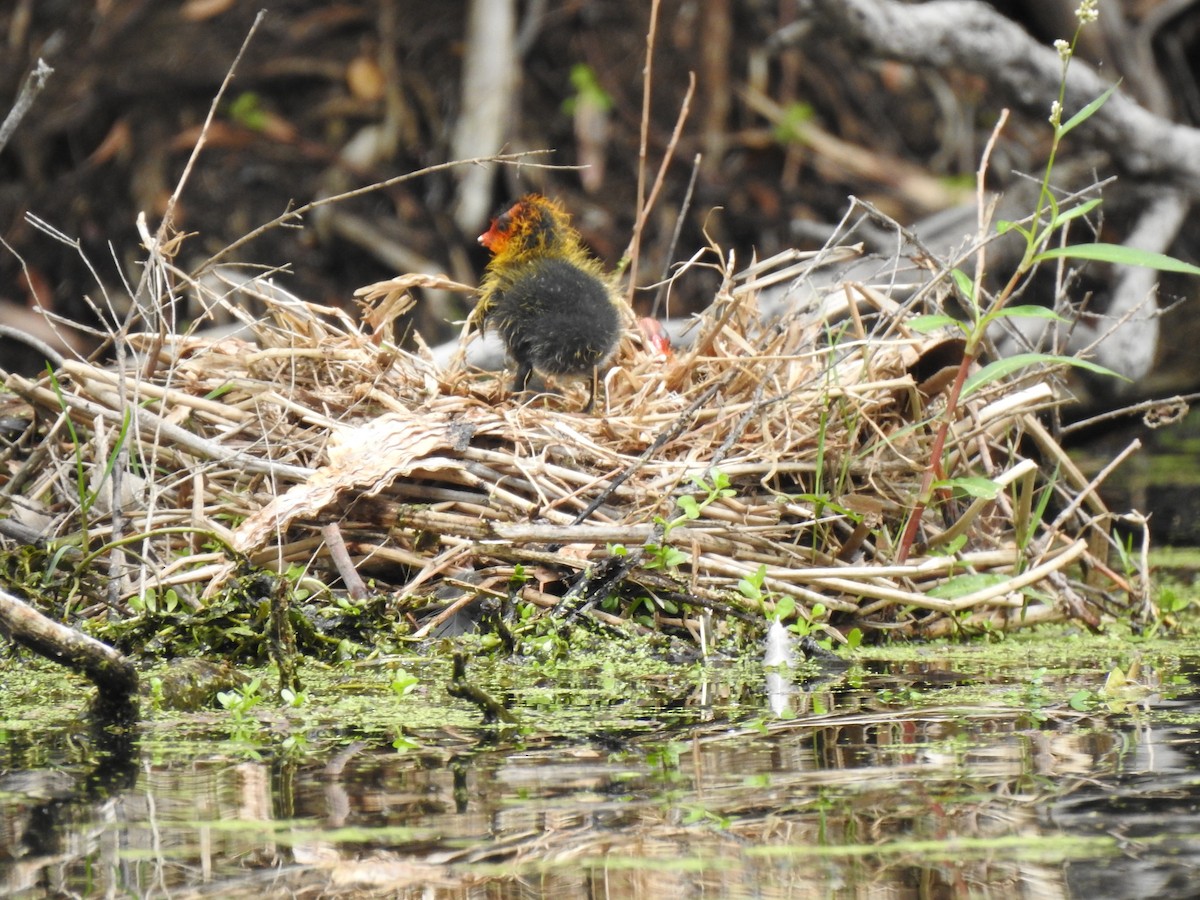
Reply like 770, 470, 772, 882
196, 150, 565, 275
626, 0, 661, 305
157, 12, 265, 253
1063, 391, 1200, 435
321, 523, 369, 600
632, 71, 695, 268
0, 324, 64, 369
651, 152, 703, 319
0, 58, 52, 156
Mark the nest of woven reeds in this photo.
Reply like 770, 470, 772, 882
0, 242, 1151, 647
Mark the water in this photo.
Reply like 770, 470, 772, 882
2, 631, 1199, 899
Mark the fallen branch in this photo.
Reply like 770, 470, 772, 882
796, 0, 1200, 192
0, 587, 137, 701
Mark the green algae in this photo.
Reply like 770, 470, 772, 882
7, 603, 1200, 898
3, 581, 1200, 766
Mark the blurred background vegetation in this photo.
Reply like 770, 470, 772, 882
2, 0, 1199, 395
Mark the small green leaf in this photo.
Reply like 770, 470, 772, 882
1102, 665, 1128, 695
950, 267, 975, 300
1035, 242, 1200, 276
1044, 190, 1061, 224
1056, 81, 1120, 138
390, 670, 419, 696
1068, 690, 1094, 712
908, 313, 963, 334
927, 573, 1011, 600
989, 304, 1069, 323
773, 595, 796, 622
935, 476, 1001, 499
661, 547, 689, 568
1051, 197, 1103, 227
204, 383, 237, 401
562, 63, 613, 115
228, 92, 269, 131
996, 219, 1030, 238
773, 102, 815, 144
571, 63, 612, 108
962, 352, 1125, 397
1158, 587, 1190, 614
939, 533, 969, 555
738, 563, 768, 601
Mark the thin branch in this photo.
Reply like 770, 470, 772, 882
651, 152, 702, 319
0, 58, 53, 156
0, 587, 137, 701
195, 150, 564, 275
156, 12, 265, 252
627, 70, 695, 306
1063, 391, 1200, 435
0, 324, 64, 369
626, 0, 661, 305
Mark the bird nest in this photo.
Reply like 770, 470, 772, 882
0, 246, 1152, 648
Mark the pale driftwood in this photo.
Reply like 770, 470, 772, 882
798, 0, 1200, 191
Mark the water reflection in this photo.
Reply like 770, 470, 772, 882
1050, 694, 1200, 900
2, 661, 1199, 898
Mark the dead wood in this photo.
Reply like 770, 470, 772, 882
0, 587, 137, 701
798, 0, 1200, 192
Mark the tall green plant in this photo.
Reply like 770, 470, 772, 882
898, 0, 1200, 561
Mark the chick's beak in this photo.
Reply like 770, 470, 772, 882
478, 221, 501, 251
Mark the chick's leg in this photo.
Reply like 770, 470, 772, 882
513, 360, 534, 395
582, 366, 599, 413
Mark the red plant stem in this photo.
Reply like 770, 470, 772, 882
895, 256, 1029, 563
895, 348, 977, 562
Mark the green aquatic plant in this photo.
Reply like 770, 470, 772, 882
644, 468, 736, 572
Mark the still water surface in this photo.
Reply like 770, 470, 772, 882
2, 632, 1199, 899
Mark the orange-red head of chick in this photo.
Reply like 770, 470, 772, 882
476, 194, 620, 408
